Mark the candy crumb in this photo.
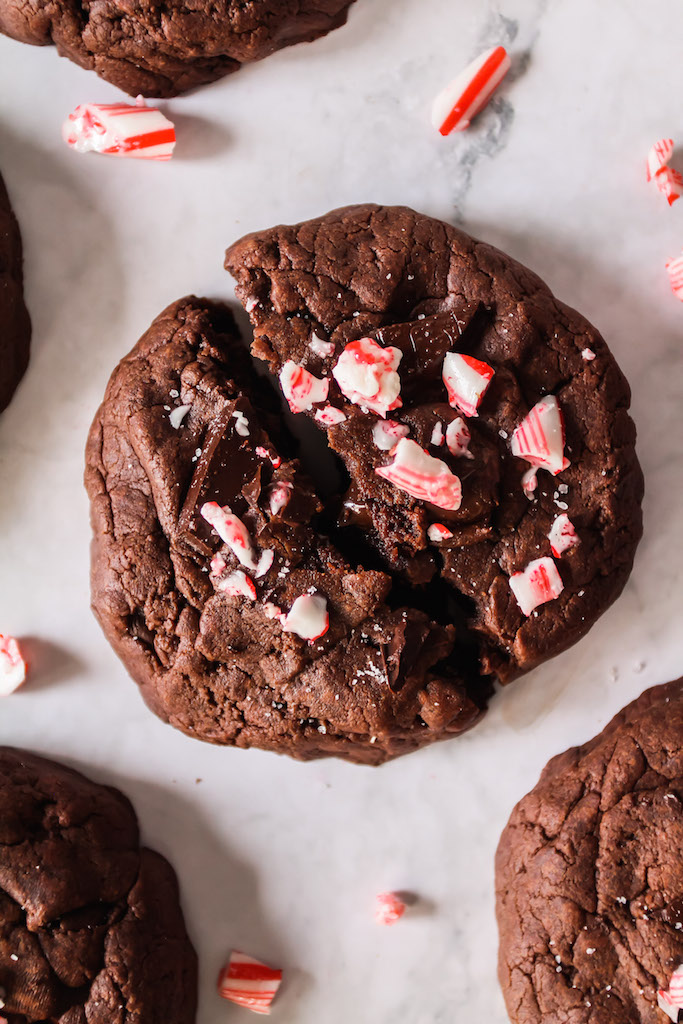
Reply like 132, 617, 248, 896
217, 951, 282, 1015
0, 636, 27, 697
375, 892, 406, 926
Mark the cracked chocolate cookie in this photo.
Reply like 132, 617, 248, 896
0, 747, 197, 1024
495, 679, 683, 1024
0, 0, 357, 98
1, 172, 30, 414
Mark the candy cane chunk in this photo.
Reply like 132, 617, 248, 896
217, 571, 257, 601
375, 892, 406, 926
169, 404, 191, 429
442, 352, 495, 417
376, 438, 462, 511
268, 482, 293, 516
521, 467, 538, 500
62, 100, 176, 160
200, 502, 272, 578
511, 396, 570, 475
217, 951, 282, 1015
279, 361, 329, 413
315, 405, 347, 425
432, 46, 511, 136
658, 989, 680, 1023
446, 417, 473, 458
332, 338, 402, 417
372, 419, 410, 451
656, 166, 683, 206
581, 348, 596, 362
309, 334, 335, 358
427, 523, 454, 542
647, 138, 674, 181
666, 253, 683, 301
282, 593, 329, 642
0, 636, 26, 697
548, 514, 580, 558
509, 557, 564, 617
430, 422, 444, 446
658, 965, 683, 1022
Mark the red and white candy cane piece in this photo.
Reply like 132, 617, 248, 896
442, 352, 495, 418
376, 438, 462, 511
521, 467, 538, 499
216, 570, 257, 601
62, 98, 176, 160
446, 417, 473, 458
200, 502, 272, 578
430, 422, 445, 447
309, 334, 336, 358
432, 46, 511, 136
666, 253, 683, 302
268, 482, 293, 516
375, 892, 406, 926
509, 557, 564, 617
372, 419, 410, 451
279, 361, 329, 414
647, 138, 674, 181
581, 348, 596, 362
427, 523, 454, 542
217, 951, 283, 1016
315, 405, 347, 425
0, 635, 26, 697
332, 338, 403, 417
255, 445, 282, 469
282, 593, 329, 642
511, 396, 570, 475
667, 965, 683, 1005
656, 166, 683, 206
548, 514, 580, 558
658, 989, 680, 1023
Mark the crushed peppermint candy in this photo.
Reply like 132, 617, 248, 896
446, 417, 473, 458
372, 419, 410, 451
376, 438, 462, 511
232, 410, 250, 436
428, 523, 454, 542
169, 404, 191, 429
279, 361, 329, 413
282, 593, 329, 642
432, 45, 511, 136
581, 348, 596, 361
201, 502, 272, 578
332, 338, 402, 417
268, 482, 293, 516
431, 422, 445, 447
655, 166, 683, 207
442, 352, 495, 417
309, 334, 336, 358
666, 253, 683, 302
509, 557, 564, 616
216, 570, 257, 601
658, 965, 683, 1022
217, 951, 283, 1015
548, 514, 580, 558
375, 892, 406, 926
647, 138, 675, 181
255, 445, 282, 468
315, 405, 347, 425
245, 297, 259, 313
0, 636, 27, 696
62, 98, 176, 160
511, 396, 570, 476
522, 467, 538, 499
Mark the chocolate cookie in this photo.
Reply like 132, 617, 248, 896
0, 0, 357, 97
0, 747, 197, 1023
496, 679, 683, 1024
0, 172, 30, 414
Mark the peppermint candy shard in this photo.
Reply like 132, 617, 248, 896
169, 404, 191, 429
667, 965, 683, 1005
268, 482, 293, 516
375, 438, 462, 511
548, 514, 579, 558
0, 635, 27, 697
581, 348, 596, 362
442, 352, 495, 418
282, 594, 329, 642
332, 338, 402, 417
309, 334, 335, 358
62, 100, 176, 161
279, 361, 329, 414
666, 254, 683, 301
216, 571, 257, 601
255, 445, 281, 468
427, 523, 454, 543
372, 419, 410, 451
658, 990, 680, 1023
509, 557, 564, 617
511, 396, 570, 475
314, 405, 347, 425
430, 422, 444, 447
446, 417, 473, 458
647, 138, 674, 181
432, 45, 511, 136
375, 892, 406, 926
521, 467, 538, 499
217, 951, 283, 1015
656, 166, 683, 206
200, 502, 273, 577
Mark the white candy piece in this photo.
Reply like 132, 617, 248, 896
432, 45, 511, 135
511, 395, 570, 476
280, 361, 329, 413
375, 438, 462, 511
309, 334, 336, 358
232, 410, 250, 437
548, 514, 580, 558
372, 420, 410, 451
333, 338, 402, 417
282, 594, 329, 641
268, 482, 293, 516
0, 635, 26, 697
431, 422, 444, 446
446, 417, 473, 458
442, 352, 494, 417
169, 404, 191, 429
62, 100, 176, 160
216, 571, 257, 601
427, 523, 454, 542
315, 405, 347, 425
201, 502, 273, 578
509, 557, 564, 617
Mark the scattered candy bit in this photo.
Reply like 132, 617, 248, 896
511, 396, 570, 476
375, 892, 406, 926
315, 405, 347, 425
666, 253, 683, 301
509, 557, 564, 616
332, 338, 402, 417
445, 417, 473, 458
658, 989, 680, 1023
216, 570, 257, 600
268, 482, 293, 516
263, 602, 283, 620
522, 467, 538, 499
432, 45, 511, 136
0, 636, 26, 697
280, 361, 329, 413
255, 445, 282, 468
372, 419, 410, 451
656, 166, 683, 207
431, 422, 444, 446
217, 951, 283, 1016
169, 404, 191, 429
309, 334, 336, 358
581, 348, 596, 362
647, 138, 674, 181
427, 523, 454, 542
232, 410, 250, 437
245, 297, 260, 313
376, 438, 462, 511
548, 514, 580, 558
201, 502, 272, 578
62, 98, 176, 160
282, 593, 329, 642
442, 352, 495, 418
658, 964, 683, 1022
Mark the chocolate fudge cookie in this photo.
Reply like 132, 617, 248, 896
0, 747, 197, 1023
496, 679, 683, 1024
86, 297, 485, 765
0, 0, 357, 97
0, 172, 30, 414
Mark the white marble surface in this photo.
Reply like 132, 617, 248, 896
1, 1, 683, 1020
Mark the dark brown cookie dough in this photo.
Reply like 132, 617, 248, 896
86, 297, 486, 765
0, 172, 30, 414
0, 746, 197, 1023
225, 204, 643, 684
495, 679, 683, 1024
0, 0, 357, 97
